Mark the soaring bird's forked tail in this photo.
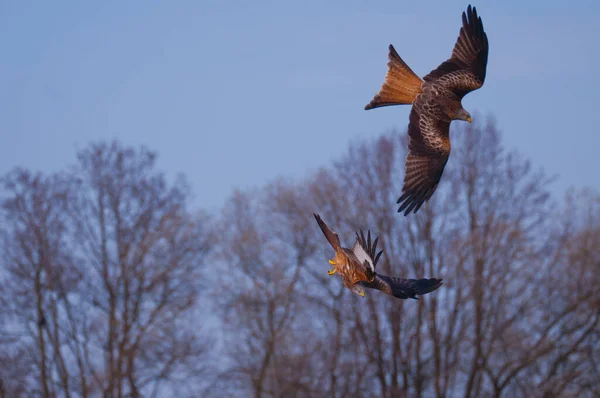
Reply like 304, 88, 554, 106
365, 45, 423, 110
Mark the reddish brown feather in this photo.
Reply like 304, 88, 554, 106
364, 45, 423, 110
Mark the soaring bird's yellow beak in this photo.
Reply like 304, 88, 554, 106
466, 116, 472, 123
358, 291, 365, 298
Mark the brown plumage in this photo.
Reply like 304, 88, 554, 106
314, 214, 375, 297
314, 214, 443, 299
365, 5, 489, 215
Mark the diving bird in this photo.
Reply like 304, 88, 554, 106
365, 5, 488, 215
314, 214, 443, 299
314, 214, 376, 297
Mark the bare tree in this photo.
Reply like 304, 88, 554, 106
527, 190, 600, 397
69, 141, 213, 397
211, 116, 600, 398
209, 185, 319, 398
0, 169, 75, 398
2, 120, 597, 398
0, 141, 214, 398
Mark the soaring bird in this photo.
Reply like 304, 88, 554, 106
314, 214, 443, 299
365, 5, 489, 215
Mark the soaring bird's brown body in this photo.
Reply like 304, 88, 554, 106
314, 214, 443, 299
365, 5, 489, 215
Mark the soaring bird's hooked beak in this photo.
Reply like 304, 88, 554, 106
466, 116, 472, 123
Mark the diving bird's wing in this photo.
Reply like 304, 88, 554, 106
424, 5, 489, 98
355, 230, 383, 269
397, 108, 451, 216
351, 238, 375, 275
361, 276, 443, 300
314, 213, 341, 251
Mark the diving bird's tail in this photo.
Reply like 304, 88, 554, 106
364, 45, 423, 110
313, 214, 342, 252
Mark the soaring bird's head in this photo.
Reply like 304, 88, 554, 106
455, 108, 472, 123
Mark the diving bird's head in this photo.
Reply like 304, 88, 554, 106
352, 284, 366, 298
455, 108, 472, 123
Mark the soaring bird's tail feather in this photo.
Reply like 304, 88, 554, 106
364, 45, 423, 110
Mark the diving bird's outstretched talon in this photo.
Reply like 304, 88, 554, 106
314, 214, 443, 300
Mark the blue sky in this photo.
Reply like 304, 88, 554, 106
1, 0, 599, 211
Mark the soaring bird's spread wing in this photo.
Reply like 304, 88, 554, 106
424, 5, 489, 98
313, 214, 341, 251
397, 5, 487, 216
397, 108, 451, 215
362, 276, 443, 300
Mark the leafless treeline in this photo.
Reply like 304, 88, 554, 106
1, 118, 599, 397
0, 143, 212, 397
